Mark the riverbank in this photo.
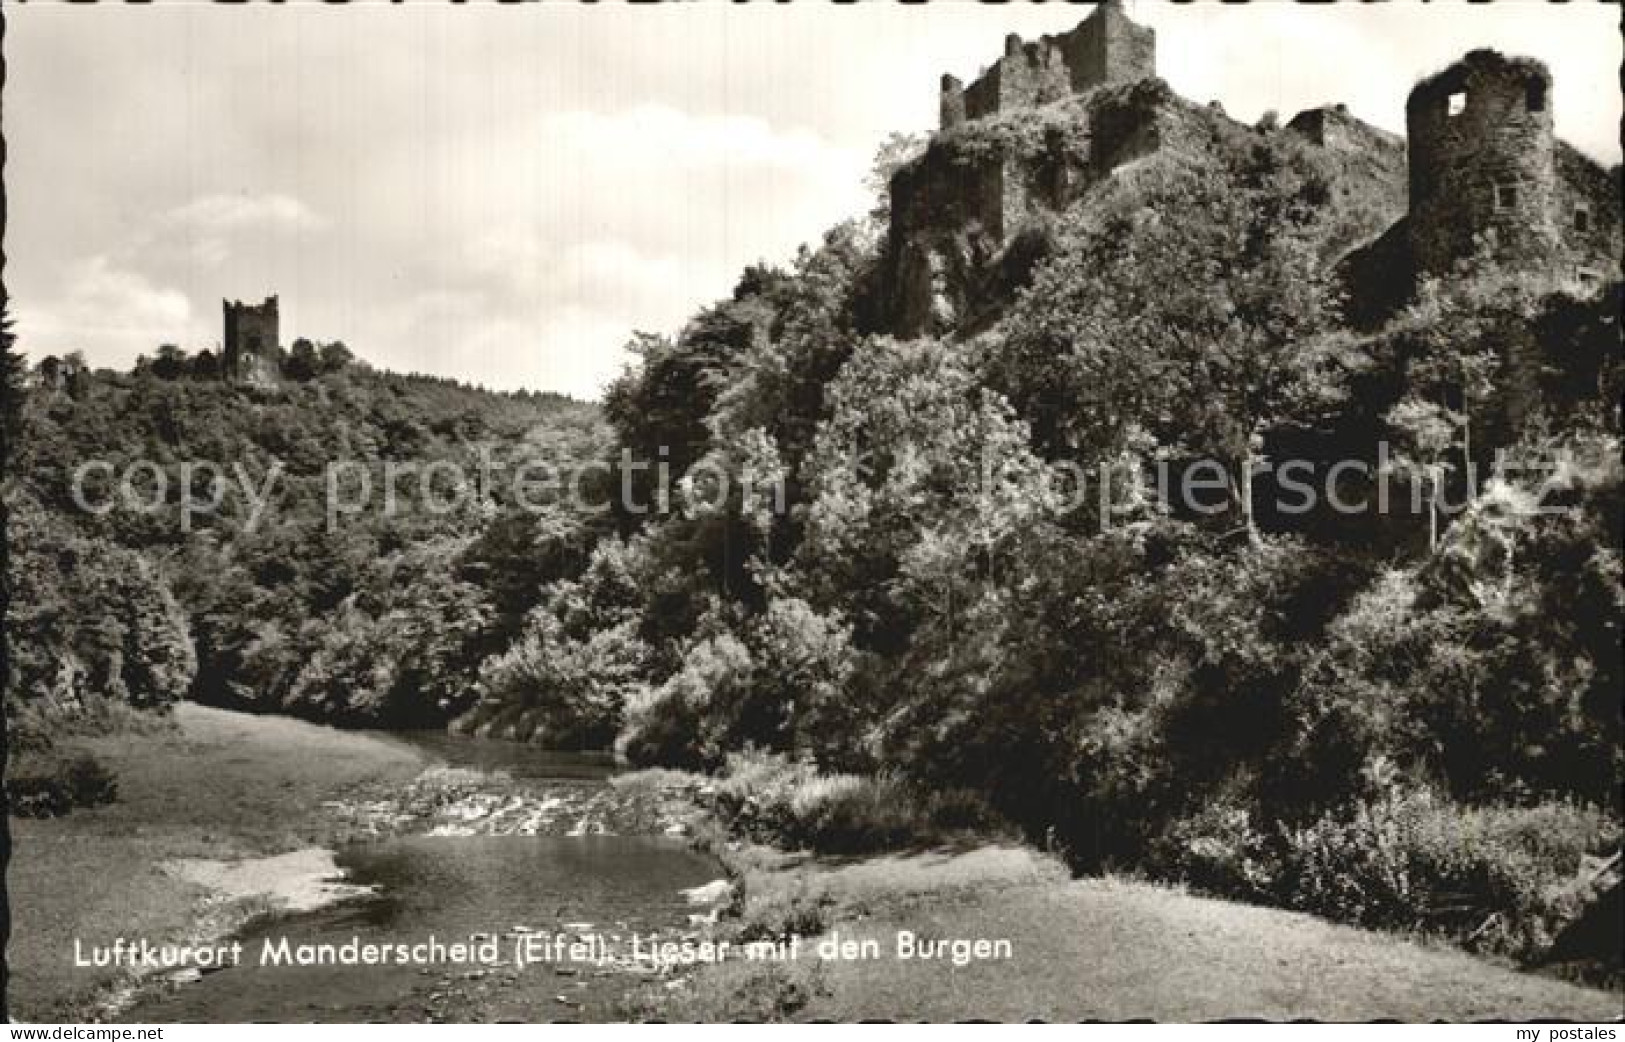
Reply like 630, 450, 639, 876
9, 704, 723, 1023
13, 706, 1618, 1023
8, 703, 430, 1020
625, 817, 1625, 1021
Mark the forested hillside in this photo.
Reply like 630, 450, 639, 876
469, 108, 1620, 961
7, 352, 610, 743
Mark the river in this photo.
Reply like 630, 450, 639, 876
125, 732, 724, 1023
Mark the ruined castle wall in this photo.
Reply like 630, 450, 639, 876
1055, 15, 1106, 94
1553, 144, 1623, 281
890, 81, 1189, 337
1286, 105, 1410, 268
963, 66, 1003, 124
36, 355, 88, 397
1098, 3, 1156, 87
1054, 2, 1155, 94
1088, 80, 1179, 174
955, 4, 1154, 128
1288, 105, 1404, 158
964, 37, 1070, 123
1407, 52, 1558, 276
1288, 109, 1337, 147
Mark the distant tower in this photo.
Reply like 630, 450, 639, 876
222, 296, 280, 385
1406, 50, 1558, 276
35, 354, 86, 397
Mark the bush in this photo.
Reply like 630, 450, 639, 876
711, 751, 819, 840
1280, 790, 1617, 958
734, 883, 832, 943
710, 752, 998, 855
1155, 784, 1619, 961
7, 751, 119, 818
1153, 795, 1278, 900
619, 633, 754, 769
787, 773, 920, 854
470, 615, 646, 749
8, 695, 176, 753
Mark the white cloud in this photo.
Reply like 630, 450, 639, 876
536, 105, 860, 176
142, 192, 327, 268
461, 232, 716, 321
358, 289, 642, 400
163, 193, 326, 236
16, 255, 196, 367
14, 192, 327, 365
474, 306, 638, 401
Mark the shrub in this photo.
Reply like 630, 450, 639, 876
1280, 790, 1617, 958
8, 694, 177, 753
787, 773, 920, 854
734, 883, 832, 943
1291, 449, 1624, 811
712, 751, 818, 839
619, 633, 754, 769
1153, 795, 1278, 900
710, 752, 998, 855
7, 751, 119, 818
472, 616, 646, 749
608, 767, 707, 796
618, 683, 705, 769
1159, 784, 1618, 961
711, 963, 818, 1021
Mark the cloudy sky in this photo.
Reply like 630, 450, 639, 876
8, 1, 1620, 399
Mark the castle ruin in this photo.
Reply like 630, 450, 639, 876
34, 354, 87, 397
889, 2, 1178, 336
222, 296, 280, 386
887, 9, 1620, 338
940, 0, 1155, 131
1405, 49, 1619, 282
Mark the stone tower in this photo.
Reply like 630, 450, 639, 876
222, 296, 280, 386
1406, 50, 1558, 277
939, 0, 1156, 131
1053, 0, 1157, 94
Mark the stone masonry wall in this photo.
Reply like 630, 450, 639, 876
1553, 144, 1624, 282
907, 24, 1617, 344
1072, 0, 1156, 91
223, 297, 281, 386
1407, 51, 1558, 276
889, 79, 1202, 338
964, 35, 1071, 123
944, 1, 1155, 131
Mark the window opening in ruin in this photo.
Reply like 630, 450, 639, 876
1493, 182, 1517, 211
1526, 81, 1547, 113
1447, 92, 1466, 117
1574, 205, 1591, 233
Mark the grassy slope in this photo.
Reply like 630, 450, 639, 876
8, 703, 427, 1021
661, 843, 1623, 1022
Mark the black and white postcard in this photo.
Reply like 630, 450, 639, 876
1, 0, 1620, 1029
